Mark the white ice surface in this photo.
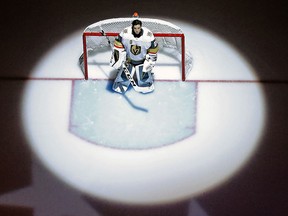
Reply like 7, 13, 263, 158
70, 80, 196, 149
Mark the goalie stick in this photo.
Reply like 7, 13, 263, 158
78, 27, 113, 73
100, 27, 113, 49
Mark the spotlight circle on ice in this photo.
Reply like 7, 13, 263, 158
22, 18, 266, 205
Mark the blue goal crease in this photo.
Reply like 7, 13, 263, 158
69, 79, 197, 150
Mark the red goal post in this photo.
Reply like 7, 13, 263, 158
81, 17, 192, 81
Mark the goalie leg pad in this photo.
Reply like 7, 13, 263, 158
112, 65, 134, 93
135, 64, 154, 88
112, 81, 129, 93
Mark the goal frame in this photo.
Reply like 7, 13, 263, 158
82, 22, 187, 81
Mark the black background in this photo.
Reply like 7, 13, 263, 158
0, 0, 287, 215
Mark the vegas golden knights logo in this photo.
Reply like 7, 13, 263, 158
130, 45, 141, 55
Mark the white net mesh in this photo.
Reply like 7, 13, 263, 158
83, 17, 193, 80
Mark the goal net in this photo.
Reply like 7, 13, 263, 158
81, 17, 193, 81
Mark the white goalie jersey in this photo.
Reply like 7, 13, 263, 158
118, 26, 158, 63
110, 26, 159, 68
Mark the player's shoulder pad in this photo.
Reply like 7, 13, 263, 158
120, 27, 131, 36
142, 27, 155, 40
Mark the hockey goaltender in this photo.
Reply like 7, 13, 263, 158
110, 18, 159, 94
